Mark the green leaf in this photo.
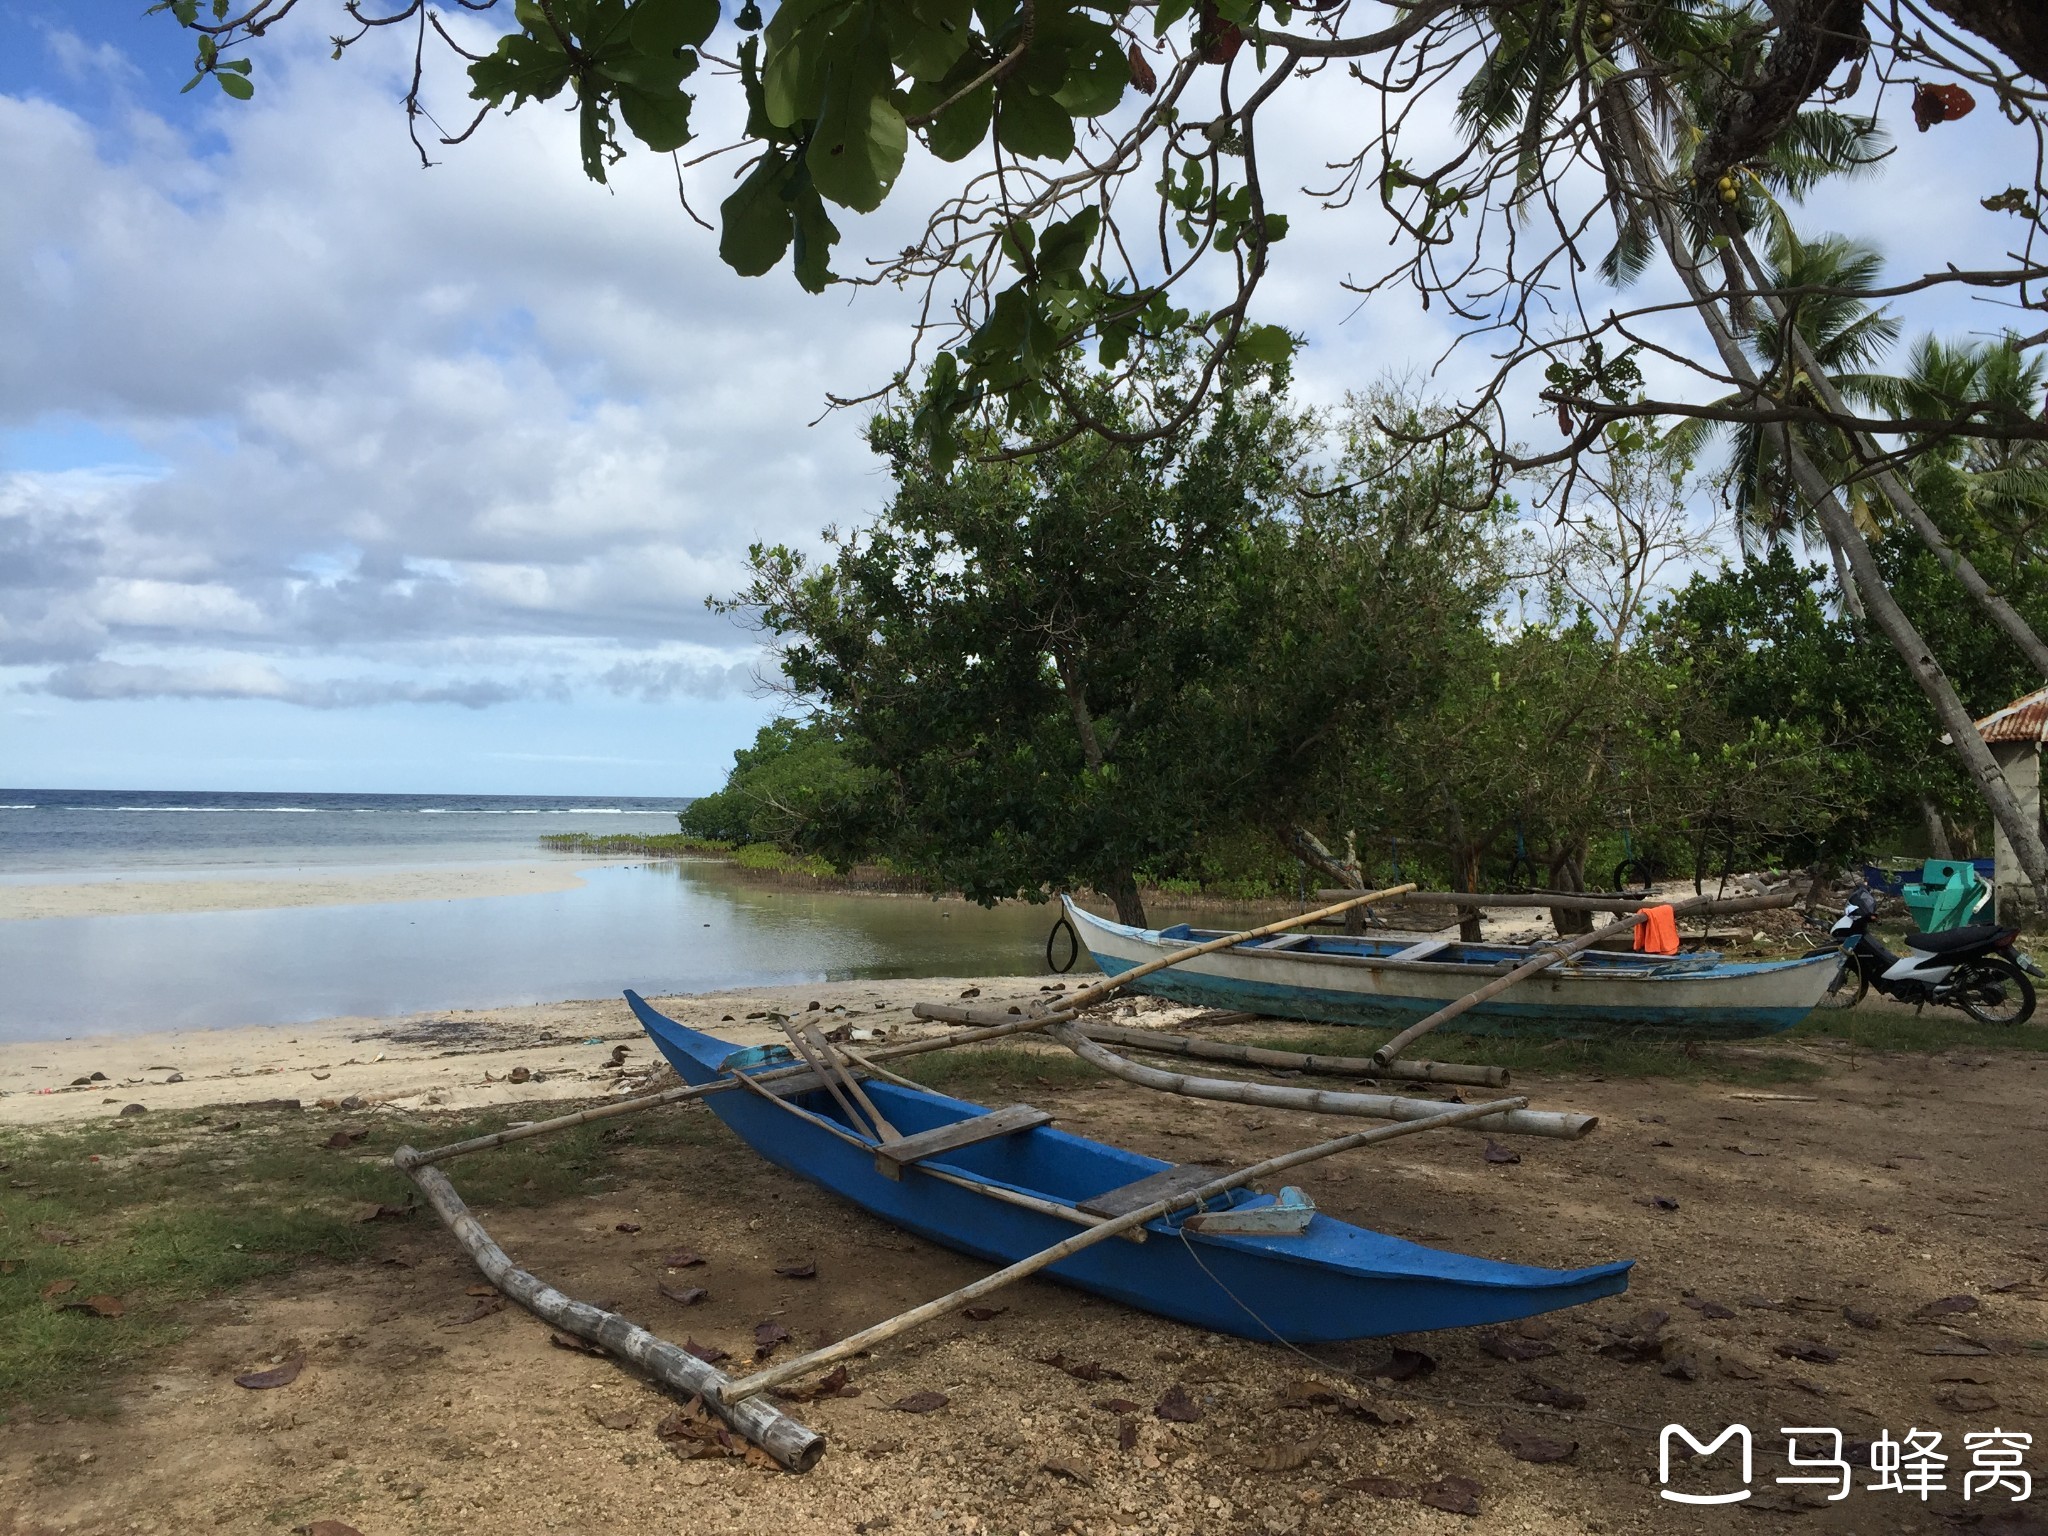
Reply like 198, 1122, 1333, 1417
994, 83, 1075, 160
579, 92, 612, 182
215, 69, 254, 99
805, 23, 906, 212
1235, 322, 1296, 366
762, 0, 848, 126
613, 70, 697, 151
216, 56, 251, 74
971, 0, 1020, 35
791, 179, 842, 292
179, 72, 202, 94
720, 149, 797, 275
1035, 206, 1100, 275
1044, 15, 1126, 116
912, 74, 993, 161
890, 0, 975, 80
628, 0, 721, 54
469, 32, 576, 108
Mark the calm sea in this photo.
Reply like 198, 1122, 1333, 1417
0, 789, 1089, 1041
0, 788, 692, 874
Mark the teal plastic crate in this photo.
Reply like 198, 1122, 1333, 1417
1902, 859, 1989, 932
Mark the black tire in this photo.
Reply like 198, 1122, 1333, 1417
1045, 914, 1080, 974
1954, 954, 2036, 1026
1612, 859, 1653, 893
1812, 955, 1867, 1011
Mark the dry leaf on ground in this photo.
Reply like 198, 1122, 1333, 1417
1420, 1474, 1483, 1516
234, 1354, 306, 1390
1499, 1426, 1578, 1463
1244, 1440, 1316, 1473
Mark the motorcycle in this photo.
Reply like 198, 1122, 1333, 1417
1812, 888, 2037, 1024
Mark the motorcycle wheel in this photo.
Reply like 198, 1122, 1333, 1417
1954, 955, 2037, 1026
1811, 956, 1867, 1011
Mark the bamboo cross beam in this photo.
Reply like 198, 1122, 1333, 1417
1366, 891, 1786, 1067
718, 1093, 1528, 1405
397, 1009, 1063, 1169
1049, 1024, 1589, 1138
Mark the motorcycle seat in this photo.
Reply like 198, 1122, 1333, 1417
1904, 923, 2006, 955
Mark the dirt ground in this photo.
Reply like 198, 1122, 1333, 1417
4, 981, 2047, 1536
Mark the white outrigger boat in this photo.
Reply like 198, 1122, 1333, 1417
1062, 896, 1842, 1040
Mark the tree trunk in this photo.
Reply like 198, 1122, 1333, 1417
1547, 843, 1594, 935
1440, 784, 1484, 941
1600, 98, 2048, 907
1724, 226, 2048, 684
1288, 827, 1362, 889
1920, 793, 1956, 859
1105, 871, 1147, 928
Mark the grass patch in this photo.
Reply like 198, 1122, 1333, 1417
893, 1047, 1105, 1096
1790, 1011, 2048, 1054
1234, 1026, 1826, 1086
0, 1099, 719, 1418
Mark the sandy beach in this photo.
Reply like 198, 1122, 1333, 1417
2, 979, 2044, 1536
0, 859, 624, 922
0, 976, 1054, 1126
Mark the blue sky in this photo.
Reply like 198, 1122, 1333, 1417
0, 2, 2030, 795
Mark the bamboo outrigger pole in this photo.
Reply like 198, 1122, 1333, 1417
1048, 1025, 1590, 1138
397, 1151, 827, 1471
1074, 1022, 1509, 1089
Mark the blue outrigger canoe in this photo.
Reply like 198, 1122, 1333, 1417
628, 991, 1631, 1342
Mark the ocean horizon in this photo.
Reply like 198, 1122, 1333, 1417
0, 787, 693, 876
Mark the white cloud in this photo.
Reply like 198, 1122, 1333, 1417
0, 25, 927, 721
0, 12, 2018, 751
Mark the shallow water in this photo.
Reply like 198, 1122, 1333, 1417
0, 856, 1261, 1048
1, 861, 1106, 1041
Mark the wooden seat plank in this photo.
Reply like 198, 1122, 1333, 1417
873, 1103, 1052, 1179
1385, 938, 1456, 964
1077, 1163, 1235, 1218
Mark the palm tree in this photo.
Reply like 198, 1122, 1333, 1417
1668, 227, 1900, 557
1891, 334, 2048, 578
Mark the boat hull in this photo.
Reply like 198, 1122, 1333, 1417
627, 992, 1630, 1342
1065, 899, 1839, 1040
